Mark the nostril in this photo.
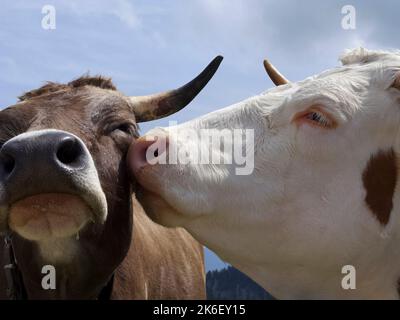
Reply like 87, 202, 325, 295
136, 139, 157, 165
56, 137, 83, 165
127, 135, 169, 175
2, 154, 15, 175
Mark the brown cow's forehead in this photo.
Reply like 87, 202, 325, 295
87, 87, 136, 124
0, 87, 135, 140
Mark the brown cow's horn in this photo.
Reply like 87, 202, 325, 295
130, 56, 223, 122
263, 58, 289, 86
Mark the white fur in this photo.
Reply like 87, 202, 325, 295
140, 49, 400, 299
38, 237, 80, 264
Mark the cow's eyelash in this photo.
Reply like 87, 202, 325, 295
305, 111, 332, 127
105, 122, 140, 139
293, 106, 337, 129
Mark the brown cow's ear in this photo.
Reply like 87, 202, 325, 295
130, 56, 223, 123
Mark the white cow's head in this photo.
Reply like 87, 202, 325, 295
129, 49, 400, 299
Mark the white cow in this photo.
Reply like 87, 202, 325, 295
129, 48, 400, 299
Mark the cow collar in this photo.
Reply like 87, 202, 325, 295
3, 233, 26, 300
2, 233, 114, 300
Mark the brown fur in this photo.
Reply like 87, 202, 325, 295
18, 75, 117, 101
362, 149, 397, 226
0, 77, 205, 299
398, 278, 400, 298
111, 197, 205, 299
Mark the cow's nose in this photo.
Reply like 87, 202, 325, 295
56, 136, 85, 168
0, 130, 88, 183
127, 134, 169, 174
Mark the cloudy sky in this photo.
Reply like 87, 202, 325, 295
1, 0, 399, 271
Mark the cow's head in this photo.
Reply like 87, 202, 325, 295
130, 49, 400, 299
0, 56, 222, 298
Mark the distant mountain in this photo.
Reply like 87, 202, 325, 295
206, 266, 274, 300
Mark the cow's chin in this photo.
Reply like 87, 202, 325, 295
8, 193, 93, 241
136, 188, 189, 228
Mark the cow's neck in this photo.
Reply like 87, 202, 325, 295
187, 216, 400, 300
205, 244, 400, 299
11, 236, 115, 299
233, 261, 400, 300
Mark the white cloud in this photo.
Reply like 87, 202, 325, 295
47, 0, 142, 29
110, 0, 142, 29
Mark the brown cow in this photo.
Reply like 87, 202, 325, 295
0, 56, 223, 299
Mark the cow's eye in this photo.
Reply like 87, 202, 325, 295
109, 123, 138, 137
114, 124, 132, 134
293, 106, 337, 129
305, 111, 331, 126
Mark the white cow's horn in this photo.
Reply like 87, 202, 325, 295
263, 58, 289, 86
130, 56, 223, 122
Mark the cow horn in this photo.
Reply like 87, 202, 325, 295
130, 56, 223, 122
263, 58, 289, 86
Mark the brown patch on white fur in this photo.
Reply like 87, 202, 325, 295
362, 149, 397, 226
